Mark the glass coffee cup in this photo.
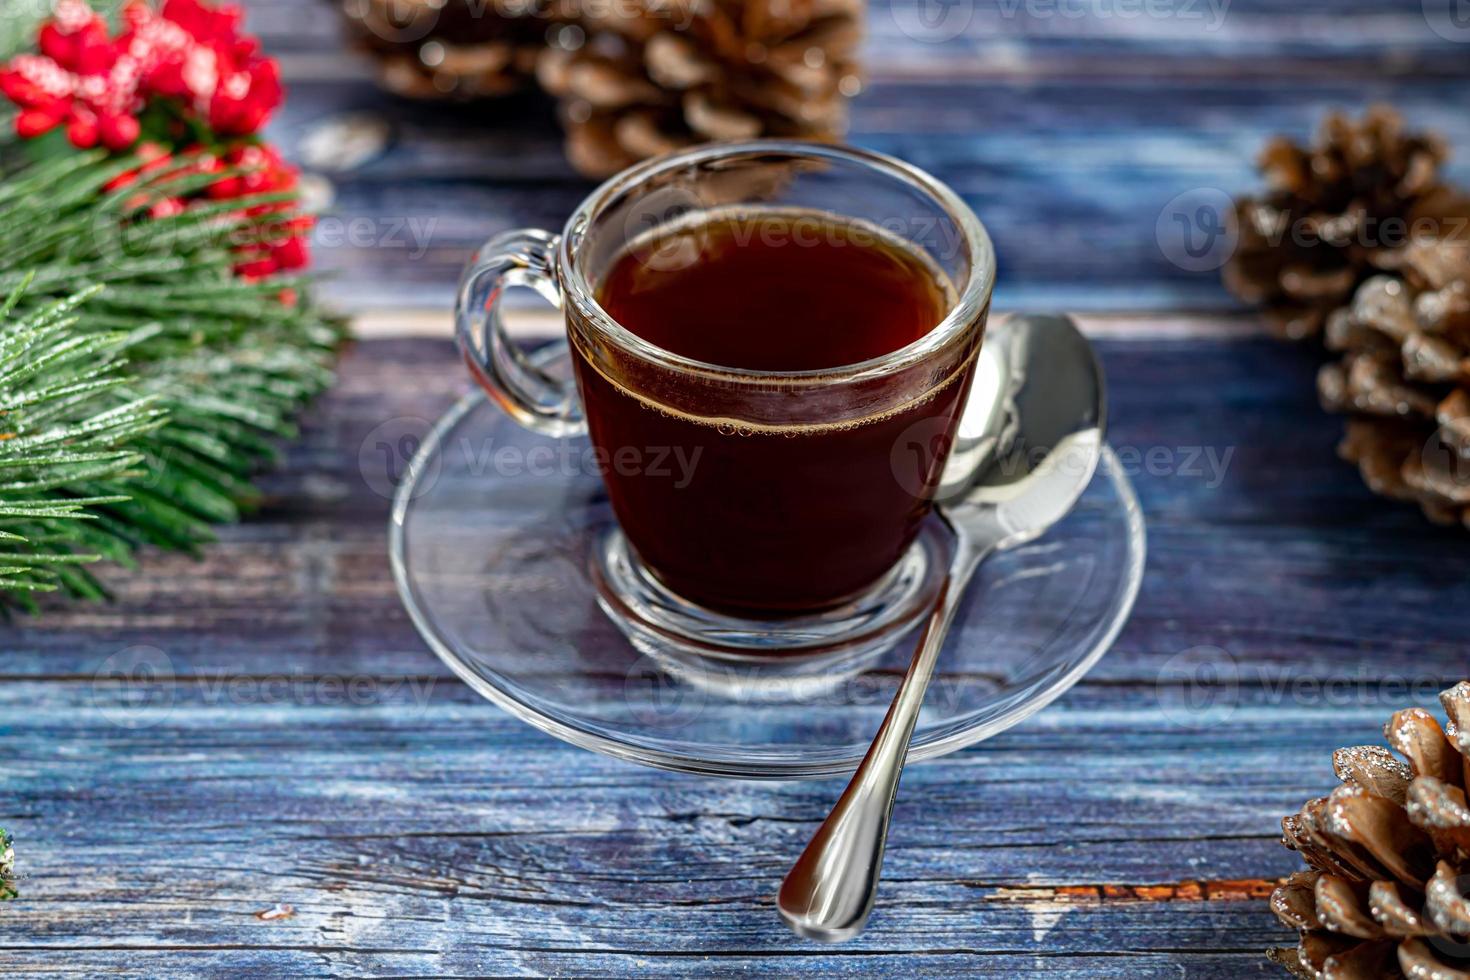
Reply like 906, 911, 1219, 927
456, 142, 995, 688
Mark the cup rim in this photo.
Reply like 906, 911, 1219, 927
557, 140, 996, 386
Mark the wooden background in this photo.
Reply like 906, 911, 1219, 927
5, 0, 1470, 975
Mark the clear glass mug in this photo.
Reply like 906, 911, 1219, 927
456, 142, 995, 679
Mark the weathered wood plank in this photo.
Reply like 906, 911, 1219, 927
1, 677, 1398, 975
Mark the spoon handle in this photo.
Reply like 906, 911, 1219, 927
777, 541, 983, 942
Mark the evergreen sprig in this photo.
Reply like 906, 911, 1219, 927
0, 827, 14, 901
0, 147, 345, 612
0, 276, 157, 601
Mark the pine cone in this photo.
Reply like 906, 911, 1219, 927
1223, 106, 1450, 340
1223, 107, 1470, 527
1268, 682, 1470, 979
1318, 234, 1470, 527
336, 0, 545, 100
536, 0, 864, 178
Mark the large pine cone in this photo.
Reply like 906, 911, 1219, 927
536, 0, 864, 177
336, 0, 546, 99
1223, 107, 1451, 340
1269, 682, 1470, 979
1222, 107, 1470, 528
1318, 234, 1470, 527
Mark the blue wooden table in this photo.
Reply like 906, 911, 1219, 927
5, 1, 1470, 975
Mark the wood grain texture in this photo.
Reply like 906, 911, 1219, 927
5, 337, 1469, 976
5, 0, 1470, 975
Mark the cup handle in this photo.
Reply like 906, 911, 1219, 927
456, 228, 586, 437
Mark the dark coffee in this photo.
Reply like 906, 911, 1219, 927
572, 210, 980, 615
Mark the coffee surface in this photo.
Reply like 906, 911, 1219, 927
597, 211, 951, 371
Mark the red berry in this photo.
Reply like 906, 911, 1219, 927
270, 235, 308, 271
15, 107, 63, 138
98, 112, 141, 151
150, 197, 186, 219
66, 109, 99, 148
233, 257, 277, 279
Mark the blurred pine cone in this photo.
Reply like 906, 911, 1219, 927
1223, 108, 1470, 527
1223, 106, 1452, 340
336, 0, 546, 99
1268, 682, 1470, 978
1322, 240, 1470, 527
536, 0, 864, 177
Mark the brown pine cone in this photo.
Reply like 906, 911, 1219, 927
1317, 233, 1470, 526
536, 0, 864, 178
1223, 106, 1451, 340
336, 0, 546, 100
1268, 682, 1470, 978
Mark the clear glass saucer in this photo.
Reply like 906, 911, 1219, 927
389, 391, 1147, 780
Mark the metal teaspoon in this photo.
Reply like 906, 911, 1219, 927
777, 313, 1107, 942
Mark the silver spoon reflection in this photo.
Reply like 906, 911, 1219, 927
777, 313, 1107, 942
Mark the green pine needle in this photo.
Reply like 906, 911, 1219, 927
0, 144, 346, 613
0, 827, 14, 901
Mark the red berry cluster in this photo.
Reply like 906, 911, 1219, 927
104, 141, 313, 281
0, 0, 282, 151
1, 0, 309, 284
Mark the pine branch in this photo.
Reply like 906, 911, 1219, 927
0, 827, 14, 901
0, 146, 346, 613
0, 278, 155, 605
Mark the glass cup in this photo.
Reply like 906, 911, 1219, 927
456, 141, 995, 691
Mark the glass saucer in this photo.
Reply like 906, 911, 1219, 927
390, 391, 1146, 780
